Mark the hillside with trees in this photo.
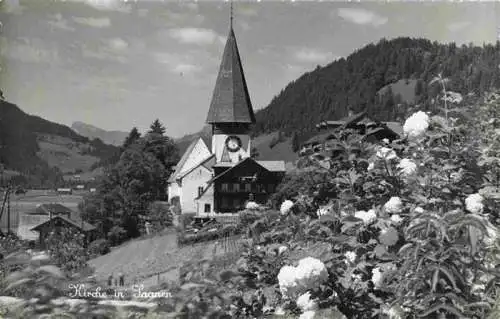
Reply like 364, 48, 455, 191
0, 99, 120, 188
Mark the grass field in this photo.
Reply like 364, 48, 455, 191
0, 189, 83, 234
88, 231, 246, 289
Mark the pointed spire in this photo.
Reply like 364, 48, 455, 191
230, 0, 233, 29
205, 1, 255, 124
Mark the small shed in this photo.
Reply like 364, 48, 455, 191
31, 215, 97, 249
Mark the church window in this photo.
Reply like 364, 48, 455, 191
244, 183, 251, 192
221, 183, 229, 192
233, 183, 240, 192
198, 186, 204, 197
204, 204, 211, 213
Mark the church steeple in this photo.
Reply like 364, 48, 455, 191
205, 2, 255, 124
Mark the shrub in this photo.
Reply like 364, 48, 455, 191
87, 238, 110, 257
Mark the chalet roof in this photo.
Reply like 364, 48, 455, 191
31, 215, 96, 232
205, 27, 255, 124
168, 138, 206, 183
256, 160, 286, 172
26, 203, 73, 216
384, 122, 404, 136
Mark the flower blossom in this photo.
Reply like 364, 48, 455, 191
367, 162, 375, 171
371, 267, 383, 288
414, 207, 424, 214
390, 214, 403, 225
296, 292, 318, 312
278, 246, 288, 255
384, 197, 403, 214
278, 257, 328, 299
376, 147, 398, 161
344, 251, 356, 264
382, 138, 390, 144
397, 158, 417, 176
245, 201, 260, 210
280, 200, 294, 215
465, 193, 484, 214
403, 111, 429, 139
354, 209, 377, 225
379, 227, 399, 247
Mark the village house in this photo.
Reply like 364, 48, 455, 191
300, 111, 403, 160
31, 214, 96, 249
167, 14, 286, 215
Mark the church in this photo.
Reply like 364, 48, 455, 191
167, 10, 286, 215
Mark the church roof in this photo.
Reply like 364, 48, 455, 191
205, 27, 255, 124
167, 138, 201, 183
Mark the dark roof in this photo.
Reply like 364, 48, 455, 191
206, 27, 255, 124
27, 203, 73, 216
31, 215, 96, 232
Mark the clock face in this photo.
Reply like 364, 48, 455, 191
225, 136, 242, 152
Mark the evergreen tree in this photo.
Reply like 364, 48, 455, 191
149, 119, 166, 135
122, 127, 141, 149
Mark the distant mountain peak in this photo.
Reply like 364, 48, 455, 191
71, 121, 128, 146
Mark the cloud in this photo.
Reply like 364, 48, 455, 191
47, 13, 75, 31
155, 10, 205, 27
73, 16, 111, 28
337, 8, 388, 27
81, 38, 130, 63
293, 48, 337, 64
80, 0, 131, 13
447, 21, 471, 32
0, 37, 60, 64
168, 28, 225, 46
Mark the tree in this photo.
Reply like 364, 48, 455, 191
291, 132, 300, 153
122, 127, 141, 149
149, 119, 166, 135
251, 147, 260, 159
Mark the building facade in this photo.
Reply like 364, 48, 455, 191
167, 13, 285, 215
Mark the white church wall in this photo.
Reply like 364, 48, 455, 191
180, 165, 213, 214
196, 184, 214, 215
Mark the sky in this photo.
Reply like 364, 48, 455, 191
0, 0, 498, 138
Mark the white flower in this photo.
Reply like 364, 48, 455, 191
299, 311, 316, 319
414, 207, 424, 214
371, 267, 383, 288
379, 227, 399, 247
450, 170, 463, 183
296, 292, 318, 312
384, 197, 403, 214
278, 246, 288, 255
245, 201, 260, 210
397, 158, 417, 176
390, 214, 403, 224
278, 257, 328, 299
275, 307, 285, 315
376, 147, 398, 161
354, 209, 377, 225
465, 193, 484, 214
382, 138, 390, 144
280, 200, 294, 215
385, 305, 405, 319
403, 111, 429, 139
344, 251, 356, 264
367, 162, 375, 171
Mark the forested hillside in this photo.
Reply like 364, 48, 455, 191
0, 100, 120, 187
252, 37, 500, 140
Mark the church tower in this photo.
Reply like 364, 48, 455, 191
205, 3, 255, 164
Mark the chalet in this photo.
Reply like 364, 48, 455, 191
167, 11, 285, 214
31, 215, 96, 249
300, 111, 403, 157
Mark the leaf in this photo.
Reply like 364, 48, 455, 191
35, 265, 65, 279
417, 302, 466, 318
431, 268, 439, 292
5, 278, 34, 291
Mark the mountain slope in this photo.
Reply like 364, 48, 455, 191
253, 38, 500, 138
0, 100, 120, 187
72, 121, 128, 147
